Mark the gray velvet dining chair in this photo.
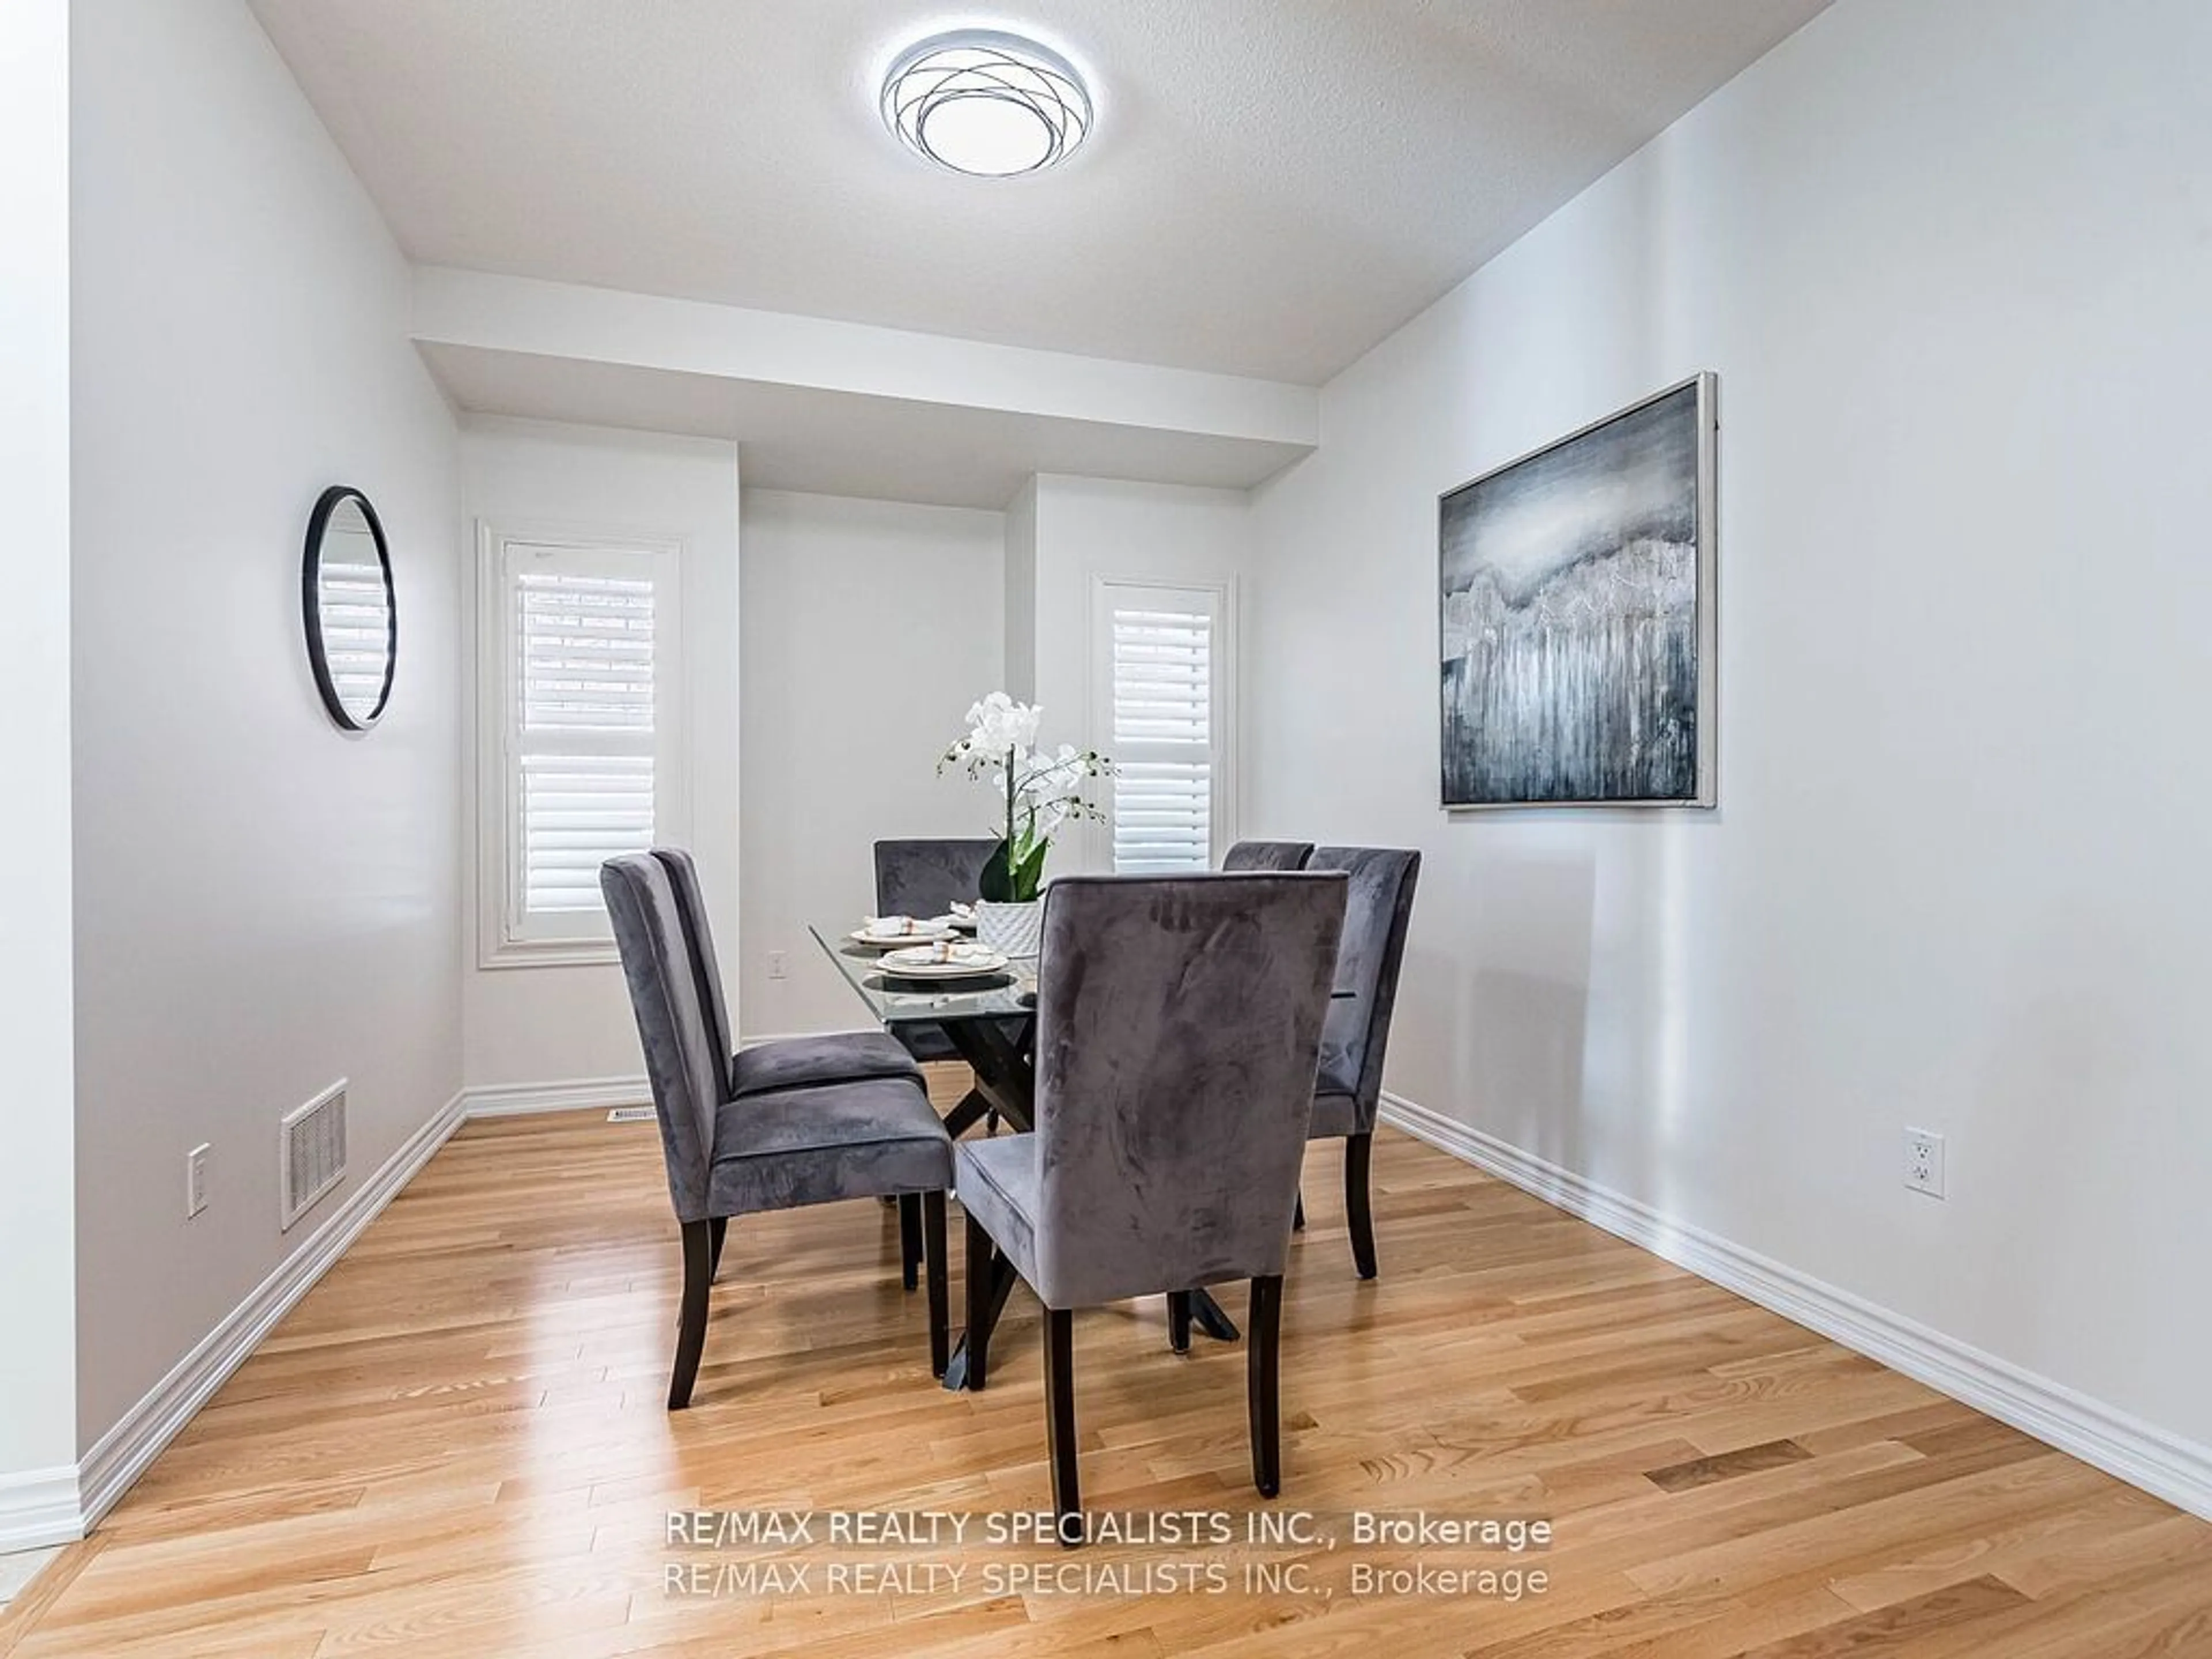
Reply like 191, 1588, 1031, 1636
603, 853, 955, 1410
656, 848, 920, 1098
1303, 847, 1421, 1279
873, 837, 1026, 1134
954, 872, 1348, 1542
873, 836, 1002, 1073
874, 838, 1001, 925
1222, 842, 1316, 1236
1221, 840, 1315, 872
656, 847, 936, 1287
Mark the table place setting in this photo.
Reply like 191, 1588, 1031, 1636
849, 907, 981, 949
875, 938, 1011, 983
810, 917, 1038, 1035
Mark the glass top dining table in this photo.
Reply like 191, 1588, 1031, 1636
807, 923, 1037, 1028
808, 922, 1355, 1036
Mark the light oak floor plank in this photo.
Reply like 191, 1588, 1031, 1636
10, 1068, 2207, 1657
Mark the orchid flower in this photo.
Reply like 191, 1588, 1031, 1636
937, 695, 1112, 901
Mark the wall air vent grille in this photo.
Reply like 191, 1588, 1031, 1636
281, 1081, 349, 1231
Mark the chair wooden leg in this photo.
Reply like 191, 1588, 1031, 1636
1345, 1132, 1377, 1280
707, 1215, 728, 1281
669, 1219, 714, 1411
1166, 1290, 1192, 1354
899, 1194, 922, 1291
924, 1191, 950, 1378
964, 1211, 996, 1391
1044, 1308, 1082, 1546
1248, 1274, 1283, 1497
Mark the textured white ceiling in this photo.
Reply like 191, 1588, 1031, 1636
249, 0, 1830, 384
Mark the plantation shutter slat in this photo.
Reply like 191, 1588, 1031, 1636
1108, 599, 1218, 874
513, 566, 661, 929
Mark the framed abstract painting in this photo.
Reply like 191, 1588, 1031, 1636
1439, 373, 1718, 809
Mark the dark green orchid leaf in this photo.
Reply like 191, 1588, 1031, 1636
1010, 836, 1050, 903
978, 838, 1014, 903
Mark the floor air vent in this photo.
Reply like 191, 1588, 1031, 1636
607, 1105, 656, 1124
281, 1081, 349, 1231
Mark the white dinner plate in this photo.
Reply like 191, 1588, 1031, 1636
877, 945, 1009, 979
849, 923, 955, 948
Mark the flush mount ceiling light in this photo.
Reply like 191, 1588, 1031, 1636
881, 30, 1091, 177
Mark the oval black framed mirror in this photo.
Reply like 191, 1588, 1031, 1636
302, 485, 397, 731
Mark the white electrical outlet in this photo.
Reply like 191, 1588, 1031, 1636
1903, 1128, 1946, 1198
187, 1143, 211, 1218
767, 950, 788, 980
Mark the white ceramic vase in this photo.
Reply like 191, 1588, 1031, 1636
975, 899, 1044, 959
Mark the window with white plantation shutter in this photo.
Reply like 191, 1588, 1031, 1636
1093, 579, 1233, 874
480, 535, 685, 963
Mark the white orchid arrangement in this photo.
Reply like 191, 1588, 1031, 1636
938, 692, 1112, 904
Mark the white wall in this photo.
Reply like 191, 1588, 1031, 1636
461, 417, 740, 1090
1004, 479, 1038, 703
1249, 0, 2212, 1460
1028, 476, 1257, 868
740, 490, 1004, 1037
69, 0, 464, 1451
0, 0, 79, 1526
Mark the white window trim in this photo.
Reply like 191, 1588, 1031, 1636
476, 521, 691, 969
1086, 574, 1239, 873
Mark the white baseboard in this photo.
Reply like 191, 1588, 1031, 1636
34, 1071, 676, 1549
70, 1089, 470, 1537
0, 1465, 82, 1555
459, 1075, 650, 1119
1380, 1090, 2212, 1524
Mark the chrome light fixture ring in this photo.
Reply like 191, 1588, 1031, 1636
881, 29, 1092, 177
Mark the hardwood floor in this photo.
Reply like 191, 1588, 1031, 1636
6, 1070, 2209, 1657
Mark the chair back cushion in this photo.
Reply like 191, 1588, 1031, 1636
874, 838, 1001, 917
602, 853, 726, 1222
653, 847, 733, 1092
1307, 847, 1422, 1118
1221, 840, 1315, 872
1029, 872, 1347, 1306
